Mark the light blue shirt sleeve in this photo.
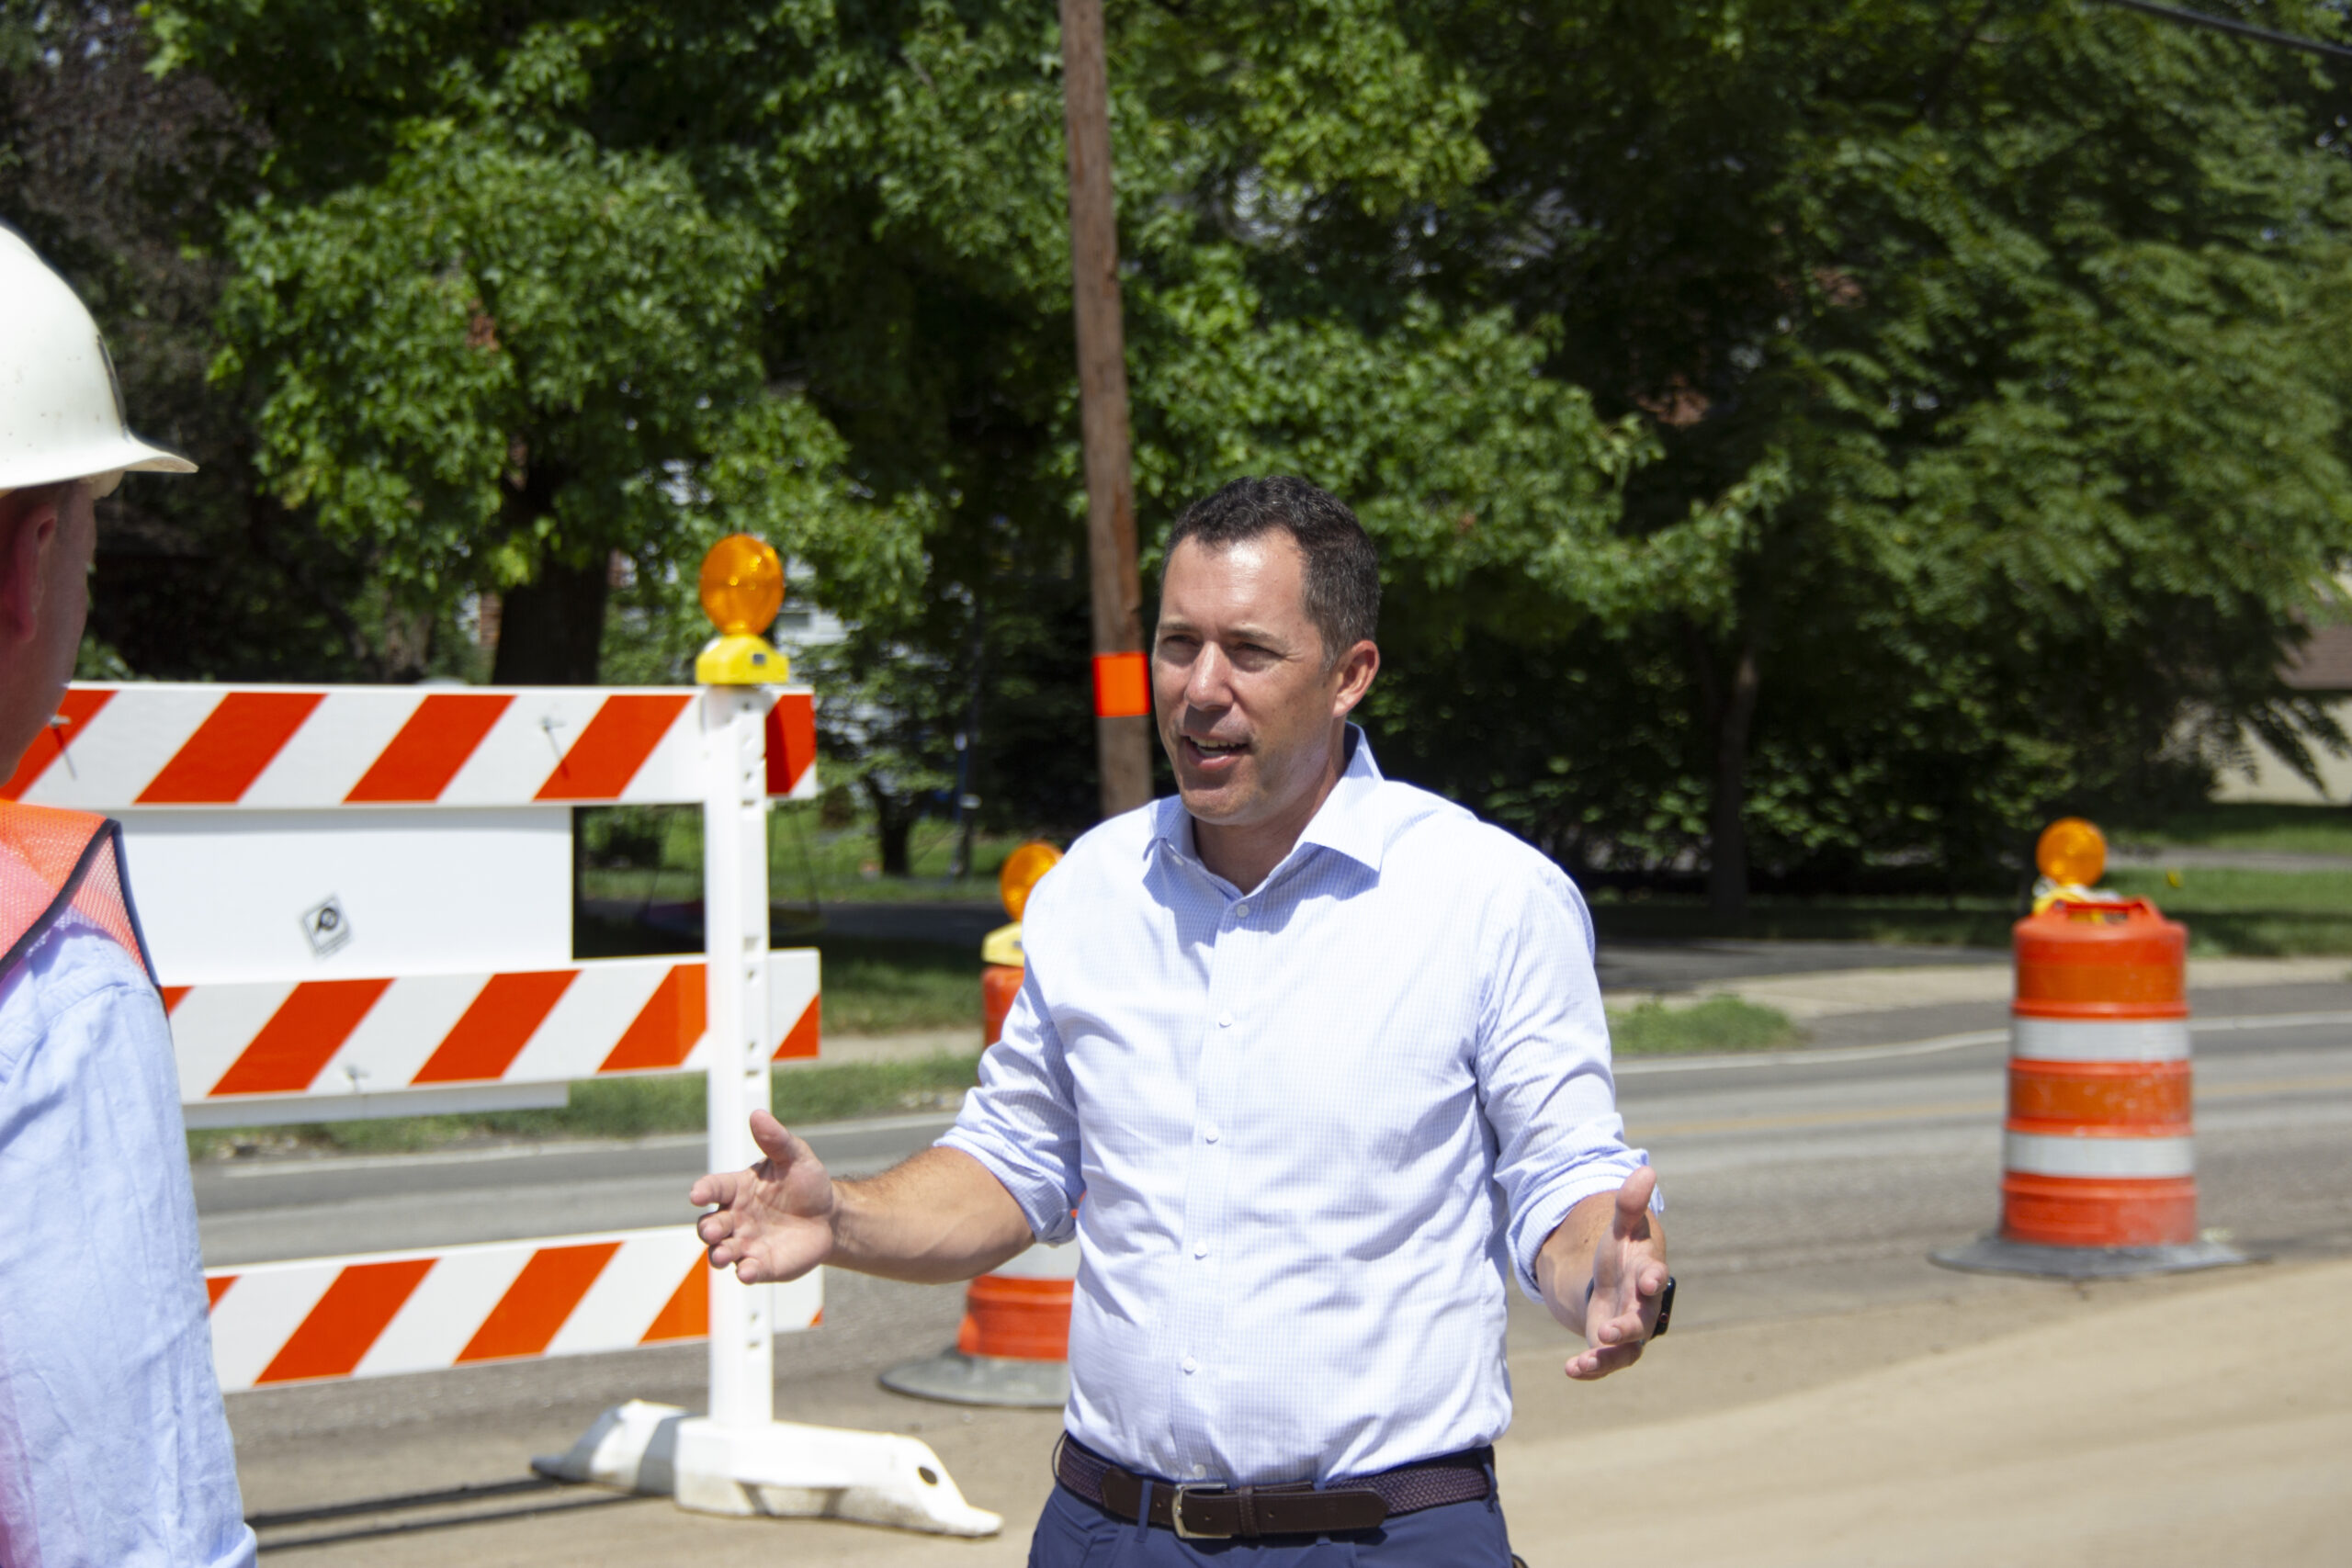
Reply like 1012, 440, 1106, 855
0, 919, 256, 1568
935, 941, 1085, 1246
1473, 858, 1656, 1300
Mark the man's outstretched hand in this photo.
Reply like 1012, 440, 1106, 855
690, 1110, 835, 1283
1562, 1165, 1668, 1382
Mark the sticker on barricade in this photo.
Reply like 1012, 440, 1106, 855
3, 682, 820, 807
206, 1228, 822, 1392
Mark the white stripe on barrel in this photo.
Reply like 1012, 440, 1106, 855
2010, 1017, 2191, 1063
983, 1242, 1080, 1280
2003, 1131, 2195, 1179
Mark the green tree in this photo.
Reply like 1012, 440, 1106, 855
160, 0, 1704, 838
1353, 0, 2352, 913
0, 0, 429, 682
150, 0, 2352, 911
201, 29, 920, 682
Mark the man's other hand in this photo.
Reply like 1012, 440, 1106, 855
1563, 1165, 1668, 1382
690, 1111, 835, 1283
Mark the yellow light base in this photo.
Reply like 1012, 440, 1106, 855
695, 634, 789, 686
981, 921, 1025, 968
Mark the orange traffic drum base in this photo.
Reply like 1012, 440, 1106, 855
879, 1276, 1074, 1409
1932, 1231, 2245, 1279
1997, 1172, 2193, 1248
1935, 1174, 2245, 1276
877, 1348, 1069, 1409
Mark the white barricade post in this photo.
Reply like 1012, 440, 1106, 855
535, 536, 1001, 1535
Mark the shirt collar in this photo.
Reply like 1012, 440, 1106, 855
1148, 725, 1388, 879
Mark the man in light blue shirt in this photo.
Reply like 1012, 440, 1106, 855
0, 226, 254, 1568
696, 476, 1669, 1563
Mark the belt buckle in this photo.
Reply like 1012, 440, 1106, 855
1170, 1483, 1232, 1540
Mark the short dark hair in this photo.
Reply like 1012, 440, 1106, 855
1163, 477, 1379, 665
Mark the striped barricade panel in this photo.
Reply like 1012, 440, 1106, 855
4, 683, 819, 807
172, 949, 820, 1108
205, 1229, 822, 1392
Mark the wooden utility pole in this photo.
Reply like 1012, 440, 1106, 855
1058, 0, 1155, 818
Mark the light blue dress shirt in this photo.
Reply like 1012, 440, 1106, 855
940, 730, 1657, 1486
0, 913, 255, 1568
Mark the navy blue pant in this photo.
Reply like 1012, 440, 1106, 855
1026, 1475, 1516, 1568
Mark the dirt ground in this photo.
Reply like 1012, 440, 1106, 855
236, 1256, 2351, 1565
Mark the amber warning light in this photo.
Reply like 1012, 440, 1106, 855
999, 840, 1064, 923
695, 534, 787, 685
982, 841, 1062, 974
2035, 817, 2107, 889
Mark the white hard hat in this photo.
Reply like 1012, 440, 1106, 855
1, 223, 196, 498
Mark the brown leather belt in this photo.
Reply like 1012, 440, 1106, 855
1054, 1435, 1492, 1540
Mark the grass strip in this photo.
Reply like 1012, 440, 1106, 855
1589, 896, 2021, 949
187, 1052, 985, 1161
2109, 802, 2352, 858
810, 939, 984, 1035
573, 919, 987, 1035
1607, 996, 1804, 1055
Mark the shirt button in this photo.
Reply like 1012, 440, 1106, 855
1182, 1356, 1198, 1374
1217, 1013, 1233, 1028
1204, 1125, 1220, 1144
1234, 902, 1250, 918
1192, 1464, 1207, 1478
1193, 1241, 1209, 1258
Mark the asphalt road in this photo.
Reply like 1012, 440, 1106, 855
202, 980, 2352, 1554
197, 981, 2352, 1276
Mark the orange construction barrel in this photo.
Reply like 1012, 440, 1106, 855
2005, 898, 2195, 1247
881, 844, 1075, 1406
1936, 893, 2243, 1279
982, 960, 1023, 1048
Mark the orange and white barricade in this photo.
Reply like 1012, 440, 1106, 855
121, 536, 1001, 1533
1936, 820, 2243, 1279
207, 1229, 820, 1392
13, 680, 820, 1107
170, 953, 817, 1126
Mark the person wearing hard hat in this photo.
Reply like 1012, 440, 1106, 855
697, 477, 1668, 1566
0, 226, 255, 1566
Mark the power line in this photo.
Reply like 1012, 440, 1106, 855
2091, 0, 2352, 63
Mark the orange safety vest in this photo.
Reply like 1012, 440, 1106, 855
0, 802, 155, 986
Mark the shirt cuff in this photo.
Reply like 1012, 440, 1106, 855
935, 1128, 1079, 1246
1509, 1152, 1662, 1303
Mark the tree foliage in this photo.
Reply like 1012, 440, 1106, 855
57, 0, 2352, 903
0, 0, 428, 682
1362, 0, 2352, 905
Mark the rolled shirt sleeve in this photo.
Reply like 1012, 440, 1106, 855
1473, 859, 1659, 1301
936, 942, 1084, 1246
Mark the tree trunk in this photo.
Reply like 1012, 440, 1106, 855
950, 601, 986, 881
492, 557, 608, 684
1706, 642, 1762, 925
862, 775, 918, 878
